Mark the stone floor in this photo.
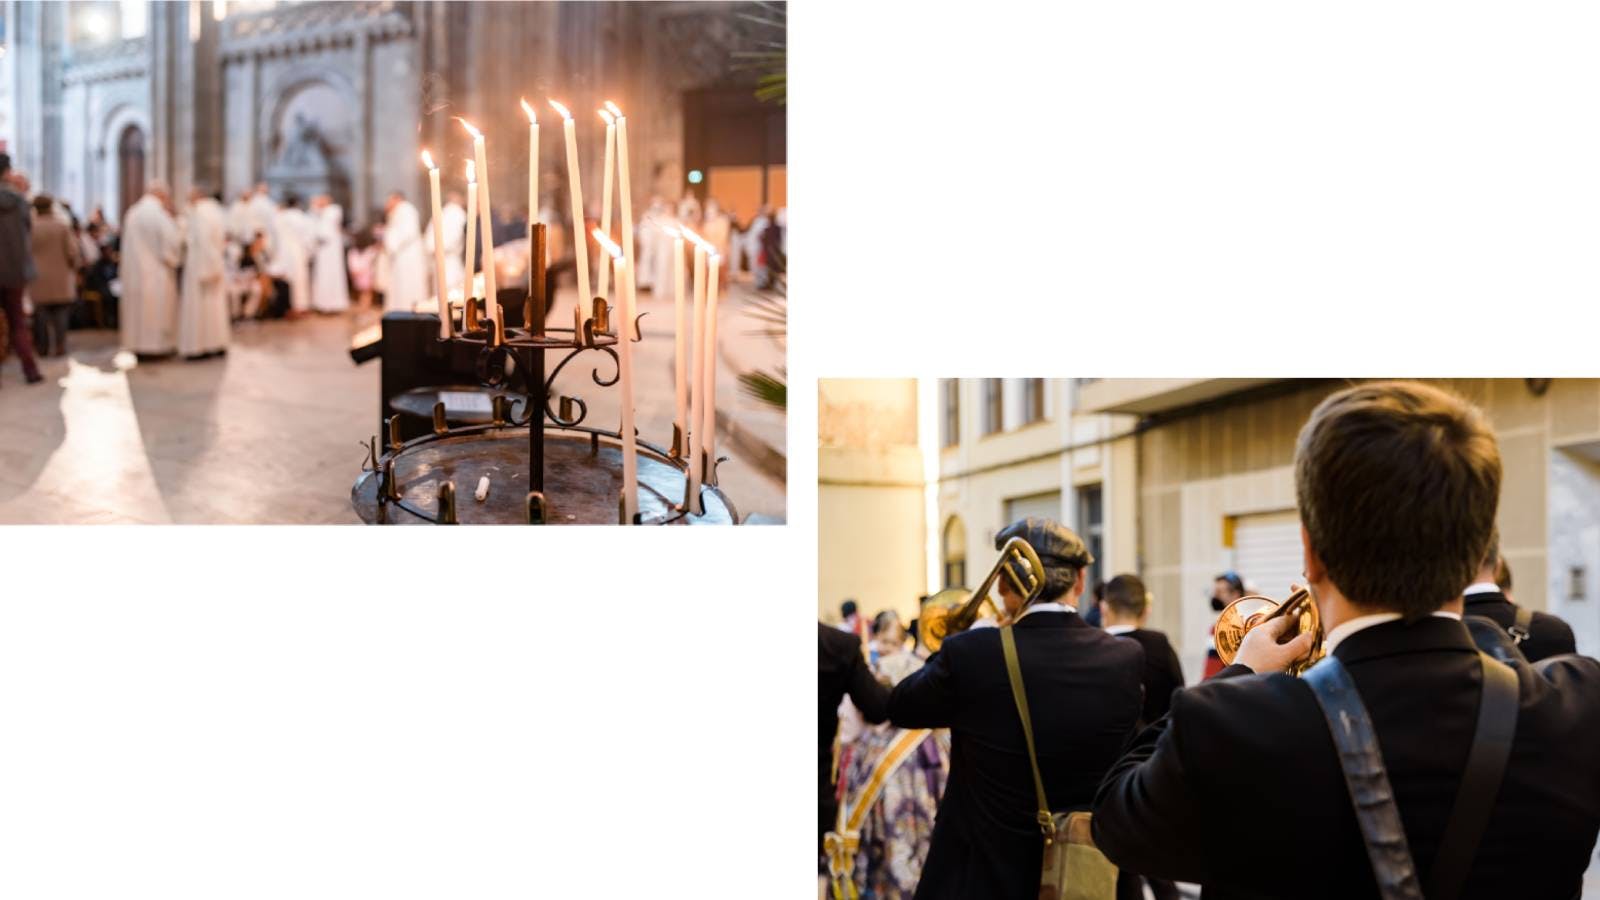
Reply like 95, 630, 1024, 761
0, 281, 785, 525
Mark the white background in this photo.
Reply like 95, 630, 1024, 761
6, 2, 1600, 896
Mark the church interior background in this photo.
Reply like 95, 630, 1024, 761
0, 0, 787, 524
1, 0, 785, 231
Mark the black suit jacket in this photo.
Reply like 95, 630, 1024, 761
1113, 627, 1186, 725
889, 611, 1145, 900
818, 625, 890, 830
1093, 616, 1600, 899
1463, 590, 1576, 663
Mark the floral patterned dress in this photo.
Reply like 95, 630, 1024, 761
836, 653, 949, 899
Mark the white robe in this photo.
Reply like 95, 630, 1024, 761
119, 194, 183, 354
226, 199, 255, 245
310, 204, 350, 312
425, 200, 467, 297
178, 197, 231, 356
248, 193, 278, 256
381, 200, 427, 313
271, 207, 314, 312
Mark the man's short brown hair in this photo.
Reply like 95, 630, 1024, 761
1103, 574, 1149, 619
1294, 381, 1501, 620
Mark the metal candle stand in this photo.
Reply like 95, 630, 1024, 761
352, 223, 736, 525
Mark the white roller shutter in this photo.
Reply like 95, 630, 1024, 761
1233, 510, 1304, 598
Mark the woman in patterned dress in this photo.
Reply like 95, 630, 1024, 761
835, 612, 949, 899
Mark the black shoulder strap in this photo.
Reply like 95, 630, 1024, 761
1508, 605, 1533, 645
1303, 657, 1425, 900
1427, 654, 1520, 900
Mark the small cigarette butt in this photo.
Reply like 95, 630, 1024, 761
475, 475, 490, 502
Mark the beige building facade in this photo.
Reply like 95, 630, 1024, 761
1080, 378, 1600, 678
933, 379, 1138, 606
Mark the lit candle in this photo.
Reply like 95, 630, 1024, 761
669, 226, 687, 455
549, 99, 592, 332
421, 149, 452, 338
680, 224, 709, 513
606, 101, 637, 340
700, 252, 721, 482
521, 98, 539, 297
595, 109, 616, 307
464, 160, 478, 319
458, 118, 498, 326
593, 228, 638, 524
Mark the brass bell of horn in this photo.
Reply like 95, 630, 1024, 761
1213, 588, 1325, 676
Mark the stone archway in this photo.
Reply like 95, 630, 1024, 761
117, 125, 146, 221
98, 103, 152, 227
258, 67, 359, 212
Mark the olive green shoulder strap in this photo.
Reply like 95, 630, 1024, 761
999, 625, 1054, 840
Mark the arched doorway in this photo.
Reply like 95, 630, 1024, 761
942, 516, 967, 589
118, 125, 146, 221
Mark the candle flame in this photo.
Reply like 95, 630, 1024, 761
420, 149, 435, 169
598, 109, 615, 126
456, 117, 482, 139
548, 99, 572, 120
466, 160, 476, 183
520, 97, 537, 124
592, 228, 624, 260
604, 100, 623, 119
680, 224, 713, 252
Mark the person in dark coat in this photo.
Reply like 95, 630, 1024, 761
0, 155, 43, 385
1094, 381, 1600, 900
1463, 533, 1576, 662
1098, 574, 1185, 729
819, 623, 890, 859
888, 518, 1144, 900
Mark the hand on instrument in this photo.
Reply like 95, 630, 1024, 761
1233, 610, 1316, 675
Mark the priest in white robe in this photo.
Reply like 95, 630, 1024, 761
226, 187, 256, 245
248, 182, 278, 257
271, 194, 315, 316
309, 194, 350, 313
425, 190, 467, 298
380, 191, 427, 313
178, 186, 230, 358
119, 181, 183, 356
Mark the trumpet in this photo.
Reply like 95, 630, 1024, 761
920, 537, 1046, 654
1213, 588, 1325, 676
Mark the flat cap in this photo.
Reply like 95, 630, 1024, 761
996, 516, 1093, 569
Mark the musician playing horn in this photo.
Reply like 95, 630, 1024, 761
1093, 381, 1600, 899
887, 518, 1145, 899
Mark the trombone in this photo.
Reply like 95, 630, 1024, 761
1213, 588, 1325, 676
920, 537, 1046, 653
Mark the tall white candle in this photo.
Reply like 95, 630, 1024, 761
459, 118, 498, 325
594, 229, 638, 523
700, 252, 721, 483
671, 228, 687, 454
595, 110, 616, 307
521, 99, 539, 292
549, 99, 592, 332
421, 150, 452, 338
464, 161, 478, 317
682, 226, 709, 513
606, 102, 637, 340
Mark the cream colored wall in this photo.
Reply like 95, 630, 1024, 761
818, 379, 929, 624
1134, 378, 1600, 678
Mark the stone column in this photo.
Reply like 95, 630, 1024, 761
353, 30, 372, 222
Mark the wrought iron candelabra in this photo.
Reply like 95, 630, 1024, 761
351, 224, 736, 525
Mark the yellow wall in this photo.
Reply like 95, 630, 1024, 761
818, 380, 928, 624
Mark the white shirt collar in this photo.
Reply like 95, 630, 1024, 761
1324, 610, 1462, 654
1020, 602, 1075, 619
1463, 582, 1500, 597
1104, 624, 1137, 635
